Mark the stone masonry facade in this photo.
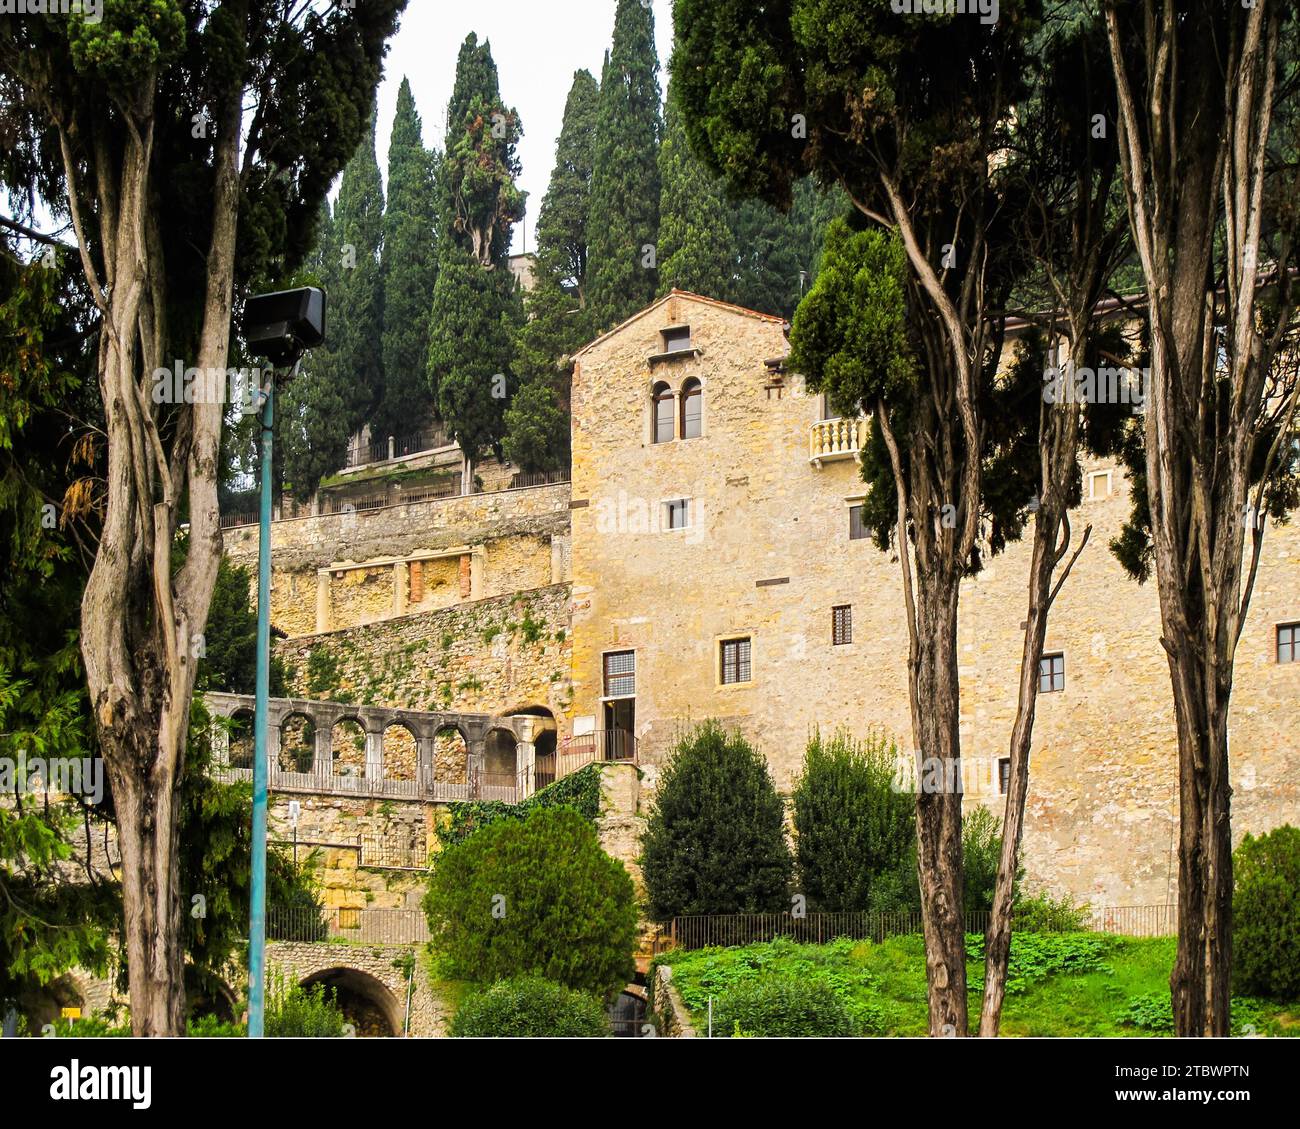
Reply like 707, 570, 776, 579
225, 288, 1299, 911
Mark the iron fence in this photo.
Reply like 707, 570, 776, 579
342, 426, 453, 470
663, 905, 1179, 951
509, 468, 571, 490
266, 904, 429, 946
1089, 903, 1179, 938
219, 459, 573, 527
560, 729, 638, 767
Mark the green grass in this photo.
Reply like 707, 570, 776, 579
656, 934, 1300, 1037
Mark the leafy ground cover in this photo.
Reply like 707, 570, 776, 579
656, 934, 1300, 1037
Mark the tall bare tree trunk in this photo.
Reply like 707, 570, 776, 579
64, 58, 241, 1037
911, 576, 968, 1036
1105, 0, 1291, 1035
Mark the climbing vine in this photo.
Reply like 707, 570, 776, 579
435, 763, 602, 849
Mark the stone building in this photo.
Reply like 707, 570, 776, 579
218, 286, 1297, 910
567, 289, 1300, 907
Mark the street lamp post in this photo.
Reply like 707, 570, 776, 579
241, 286, 326, 1038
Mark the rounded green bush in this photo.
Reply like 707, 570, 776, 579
1233, 825, 1300, 1000
423, 806, 637, 997
711, 978, 856, 1038
450, 977, 610, 1037
642, 722, 793, 919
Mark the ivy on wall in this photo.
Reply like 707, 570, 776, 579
435, 763, 602, 849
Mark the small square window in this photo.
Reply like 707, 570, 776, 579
832, 605, 852, 646
1088, 470, 1113, 500
1039, 652, 1065, 693
849, 504, 868, 541
662, 325, 692, 353
999, 758, 1011, 795
1278, 622, 1300, 664
720, 637, 751, 685
603, 650, 635, 698
664, 499, 690, 530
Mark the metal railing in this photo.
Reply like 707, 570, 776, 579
219, 461, 573, 527
266, 904, 429, 946
210, 759, 535, 804
342, 426, 453, 470
662, 904, 1180, 951
508, 468, 571, 490
560, 729, 638, 767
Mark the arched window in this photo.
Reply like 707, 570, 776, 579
680, 378, 702, 439
652, 381, 674, 443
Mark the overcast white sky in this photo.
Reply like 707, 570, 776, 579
374, 0, 676, 255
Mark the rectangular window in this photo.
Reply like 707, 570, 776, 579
720, 637, 752, 685
1087, 470, 1112, 500
849, 503, 868, 541
1278, 622, 1300, 664
999, 758, 1011, 795
1039, 652, 1065, 693
603, 650, 635, 698
662, 325, 692, 353
664, 499, 690, 530
832, 605, 852, 646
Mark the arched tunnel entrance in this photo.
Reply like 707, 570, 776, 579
299, 967, 403, 1037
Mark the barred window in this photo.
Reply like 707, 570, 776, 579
849, 504, 868, 541
832, 605, 852, 646
603, 650, 635, 698
720, 637, 751, 685
1039, 652, 1065, 693
1278, 623, 1300, 664
999, 758, 1011, 795
664, 499, 690, 530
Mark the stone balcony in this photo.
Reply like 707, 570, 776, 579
809, 417, 867, 466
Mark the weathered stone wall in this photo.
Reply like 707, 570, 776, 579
265, 941, 453, 1036
274, 582, 572, 718
570, 291, 1300, 908
223, 482, 571, 638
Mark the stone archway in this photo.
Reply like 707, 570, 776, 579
502, 705, 557, 789
300, 967, 403, 1037
279, 712, 316, 775
483, 727, 519, 799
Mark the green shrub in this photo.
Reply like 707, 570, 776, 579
855, 805, 1012, 916
1013, 891, 1091, 933
1233, 824, 1300, 999
792, 729, 914, 912
966, 932, 1114, 995
186, 1015, 246, 1038
450, 976, 610, 1037
1117, 991, 1174, 1033
711, 978, 855, 1037
423, 807, 637, 997
264, 973, 347, 1037
641, 722, 793, 918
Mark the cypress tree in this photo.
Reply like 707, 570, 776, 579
427, 34, 525, 464
505, 69, 600, 472
641, 722, 793, 919
657, 87, 735, 299
728, 179, 848, 318
586, 0, 662, 331
280, 117, 386, 497
375, 76, 440, 439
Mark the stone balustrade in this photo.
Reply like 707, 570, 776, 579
808, 416, 867, 465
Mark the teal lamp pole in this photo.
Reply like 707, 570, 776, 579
241, 287, 325, 1037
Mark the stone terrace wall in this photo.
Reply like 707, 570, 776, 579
224, 482, 571, 638
274, 583, 572, 721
